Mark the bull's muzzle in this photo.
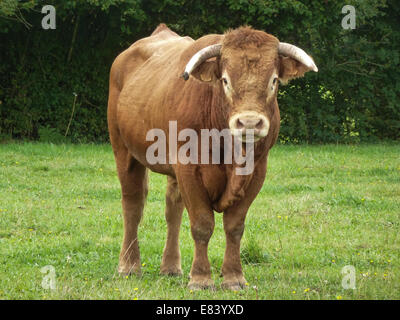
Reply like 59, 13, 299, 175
229, 111, 270, 142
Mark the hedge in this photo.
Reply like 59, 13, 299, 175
0, 0, 399, 143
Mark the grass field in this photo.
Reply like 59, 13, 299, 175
0, 142, 399, 300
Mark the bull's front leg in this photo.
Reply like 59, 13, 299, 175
221, 207, 247, 290
221, 157, 267, 290
187, 208, 215, 290
176, 165, 215, 290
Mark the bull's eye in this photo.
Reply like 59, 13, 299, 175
221, 77, 228, 85
271, 77, 278, 91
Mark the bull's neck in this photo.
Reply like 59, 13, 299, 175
203, 82, 230, 131
174, 80, 229, 132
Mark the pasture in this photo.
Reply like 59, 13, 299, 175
0, 142, 399, 300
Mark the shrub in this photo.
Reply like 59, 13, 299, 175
0, 0, 399, 143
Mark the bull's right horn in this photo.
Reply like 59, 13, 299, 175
182, 44, 222, 80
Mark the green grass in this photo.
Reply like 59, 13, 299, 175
0, 142, 399, 300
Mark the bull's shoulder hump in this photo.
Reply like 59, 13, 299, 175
111, 35, 192, 90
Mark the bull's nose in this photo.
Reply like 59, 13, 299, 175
236, 117, 265, 130
229, 111, 270, 140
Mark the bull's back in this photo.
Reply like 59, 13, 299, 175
109, 27, 194, 173
110, 26, 188, 92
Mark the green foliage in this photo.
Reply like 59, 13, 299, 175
0, 0, 399, 142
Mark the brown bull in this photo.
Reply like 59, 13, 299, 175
107, 24, 317, 290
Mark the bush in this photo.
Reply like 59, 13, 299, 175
0, 0, 399, 143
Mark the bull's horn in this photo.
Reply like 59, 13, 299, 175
182, 44, 222, 80
278, 42, 318, 72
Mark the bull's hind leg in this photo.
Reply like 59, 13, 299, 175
160, 176, 184, 276
115, 149, 148, 276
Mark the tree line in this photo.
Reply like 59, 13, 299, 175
0, 0, 399, 143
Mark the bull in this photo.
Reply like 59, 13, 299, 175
107, 24, 317, 290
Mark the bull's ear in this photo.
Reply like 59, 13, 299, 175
278, 56, 313, 85
190, 60, 219, 83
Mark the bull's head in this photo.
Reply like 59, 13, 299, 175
182, 27, 318, 142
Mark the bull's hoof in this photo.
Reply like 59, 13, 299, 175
160, 266, 183, 277
221, 282, 247, 291
221, 276, 247, 290
118, 263, 141, 277
188, 278, 215, 291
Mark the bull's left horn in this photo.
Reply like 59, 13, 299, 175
182, 44, 222, 80
278, 42, 318, 72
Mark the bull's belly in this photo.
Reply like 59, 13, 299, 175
120, 126, 227, 200
121, 129, 175, 176
116, 113, 170, 177
117, 110, 228, 200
